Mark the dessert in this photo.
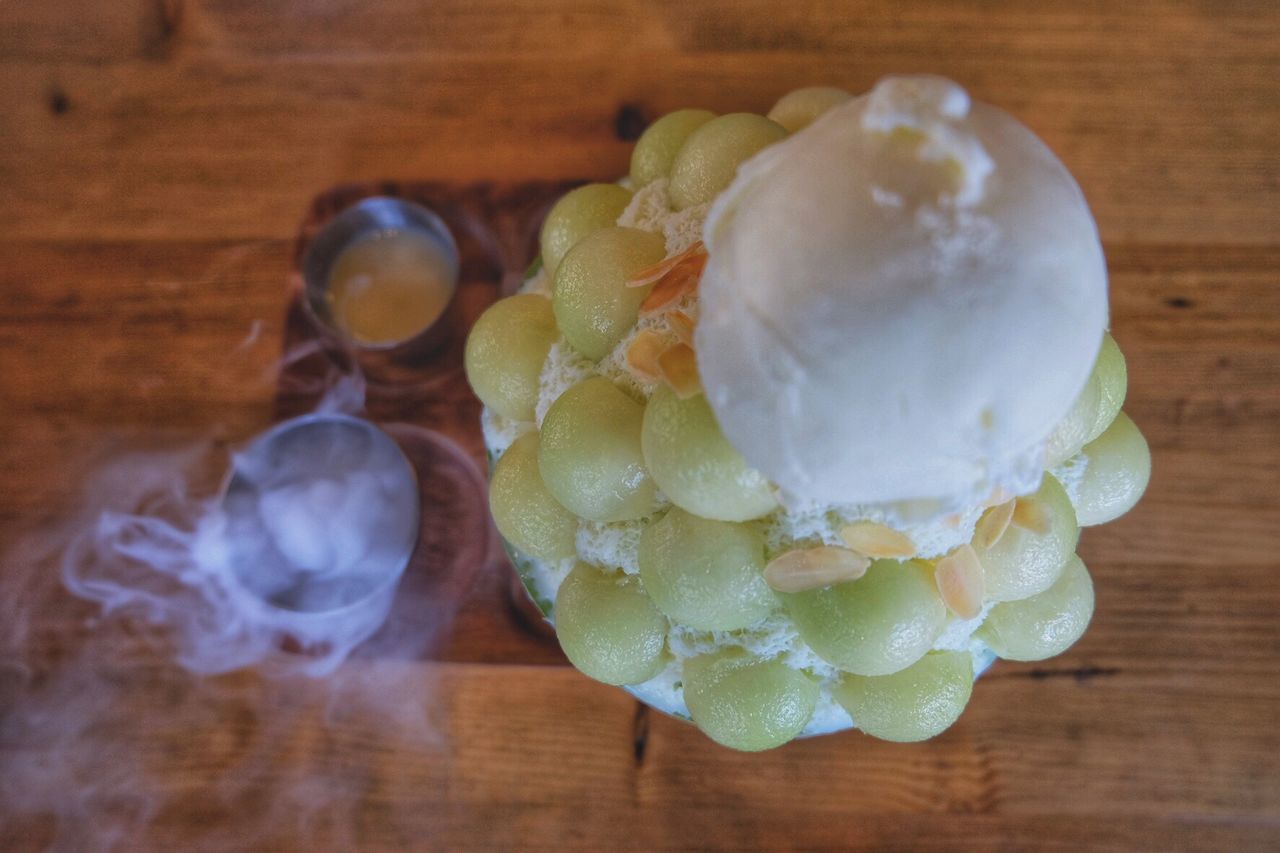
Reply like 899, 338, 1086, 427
466, 75, 1151, 751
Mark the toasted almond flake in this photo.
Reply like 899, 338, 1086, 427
765, 546, 871, 593
639, 254, 707, 316
667, 310, 696, 346
839, 520, 917, 559
943, 512, 964, 529
626, 241, 706, 287
973, 499, 1016, 549
658, 343, 702, 399
1011, 497, 1052, 535
624, 329, 667, 383
935, 544, 985, 619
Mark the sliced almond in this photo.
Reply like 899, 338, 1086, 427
624, 329, 667, 383
667, 310, 696, 346
839, 520, 917, 559
639, 253, 707, 316
626, 241, 706, 287
764, 546, 871, 593
1011, 497, 1052, 535
973, 499, 1015, 549
657, 343, 702, 399
934, 544, 985, 619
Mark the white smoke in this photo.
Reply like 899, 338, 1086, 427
52, 352, 409, 679
0, 343, 485, 849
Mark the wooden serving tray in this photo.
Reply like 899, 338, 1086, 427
278, 181, 581, 667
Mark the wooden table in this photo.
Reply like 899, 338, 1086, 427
2, 2, 1278, 850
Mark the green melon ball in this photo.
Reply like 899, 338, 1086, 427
630, 109, 717, 188
668, 113, 789, 210
552, 226, 666, 361
1044, 364, 1103, 467
464, 294, 558, 421
976, 474, 1078, 602
978, 554, 1095, 661
683, 650, 818, 751
637, 507, 776, 631
783, 559, 947, 676
1046, 332, 1130, 465
538, 376, 658, 522
539, 183, 634, 278
489, 431, 578, 562
554, 562, 668, 685
1074, 412, 1150, 526
641, 384, 777, 522
833, 650, 974, 743
766, 86, 853, 132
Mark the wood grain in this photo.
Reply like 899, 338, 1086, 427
4, 661, 1279, 850
2, 1, 1278, 850
1, 1, 1276, 242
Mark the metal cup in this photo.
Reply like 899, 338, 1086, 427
300, 197, 463, 369
218, 413, 421, 663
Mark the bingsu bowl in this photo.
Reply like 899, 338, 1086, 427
465, 76, 1150, 751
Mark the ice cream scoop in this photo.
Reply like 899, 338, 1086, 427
697, 75, 1109, 508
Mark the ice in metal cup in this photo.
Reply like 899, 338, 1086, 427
217, 413, 420, 662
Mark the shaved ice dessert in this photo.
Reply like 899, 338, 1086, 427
465, 76, 1150, 751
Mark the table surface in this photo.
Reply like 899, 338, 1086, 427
2, 1, 1279, 850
